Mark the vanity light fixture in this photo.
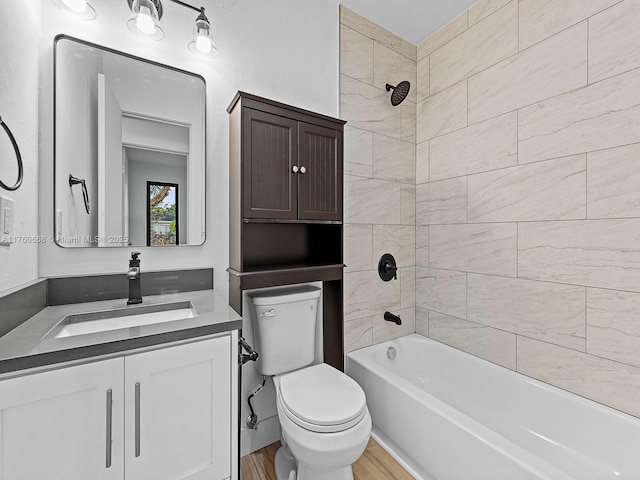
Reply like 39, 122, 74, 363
188, 7, 218, 57
51, 0, 96, 20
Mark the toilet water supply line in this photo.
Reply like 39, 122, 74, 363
246, 376, 266, 430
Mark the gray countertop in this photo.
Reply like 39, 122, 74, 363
0, 289, 242, 375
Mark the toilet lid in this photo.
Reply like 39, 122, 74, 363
279, 363, 367, 432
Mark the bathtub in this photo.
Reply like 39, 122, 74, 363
346, 334, 640, 480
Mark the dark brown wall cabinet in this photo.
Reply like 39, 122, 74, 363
227, 92, 346, 370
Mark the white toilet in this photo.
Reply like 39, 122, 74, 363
249, 285, 371, 480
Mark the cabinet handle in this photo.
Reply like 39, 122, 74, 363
299, 166, 306, 174
106, 389, 112, 468
292, 165, 299, 173
135, 382, 141, 458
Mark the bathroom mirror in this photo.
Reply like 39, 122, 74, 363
54, 35, 206, 247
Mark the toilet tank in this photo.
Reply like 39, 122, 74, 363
248, 285, 321, 376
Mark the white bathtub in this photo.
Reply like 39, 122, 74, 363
346, 334, 640, 480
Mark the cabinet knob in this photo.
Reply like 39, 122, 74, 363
292, 165, 299, 173
300, 166, 307, 174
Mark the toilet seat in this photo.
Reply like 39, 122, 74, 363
277, 363, 367, 433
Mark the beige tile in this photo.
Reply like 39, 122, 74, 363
417, 81, 467, 143
417, 11, 467, 61
344, 269, 401, 321
400, 184, 416, 226
416, 267, 466, 319
468, 274, 586, 350
430, 223, 517, 276
416, 307, 429, 336
517, 336, 640, 418
400, 103, 416, 144
518, 68, 640, 165
340, 25, 374, 84
589, 0, 640, 83
468, 22, 587, 125
344, 126, 373, 177
345, 316, 373, 353
518, 219, 640, 292
400, 266, 416, 309
344, 175, 401, 224
373, 307, 415, 343
430, 1, 518, 94
373, 225, 415, 268
416, 177, 467, 225
430, 112, 518, 181
374, 43, 417, 104
344, 224, 373, 273
340, 6, 403, 54
467, 155, 586, 222
417, 56, 430, 103
416, 141, 429, 185
429, 312, 517, 370
373, 135, 415, 184
587, 288, 640, 368
587, 143, 640, 219
402, 39, 417, 62
468, 0, 512, 27
416, 226, 429, 266
519, 0, 622, 50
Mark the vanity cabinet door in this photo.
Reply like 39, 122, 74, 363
0, 358, 124, 480
124, 336, 231, 480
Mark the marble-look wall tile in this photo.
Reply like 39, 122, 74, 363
468, 274, 586, 350
467, 155, 586, 222
415, 226, 429, 266
373, 225, 415, 268
417, 57, 430, 103
518, 68, 640, 165
416, 141, 429, 185
400, 103, 416, 144
587, 143, 640, 219
344, 126, 373, 177
417, 11, 467, 61
402, 39, 417, 62
373, 306, 415, 343
417, 80, 467, 143
519, 0, 622, 50
589, 0, 640, 83
345, 316, 373, 353
400, 184, 416, 225
373, 135, 415, 184
518, 219, 640, 292
468, 0, 511, 27
429, 312, 517, 370
430, 1, 518, 94
430, 223, 517, 276
416, 307, 429, 336
344, 224, 373, 273
416, 267, 466, 319
374, 43, 417, 104
517, 336, 640, 418
344, 270, 401, 321
340, 25, 374, 84
344, 175, 401, 224
468, 22, 587, 125
430, 112, 518, 181
340, 6, 403, 54
416, 177, 467, 225
587, 288, 640, 368
401, 266, 416, 309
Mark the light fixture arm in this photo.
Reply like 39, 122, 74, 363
168, 0, 202, 14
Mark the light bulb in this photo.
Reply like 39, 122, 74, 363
135, 6, 156, 35
195, 35, 212, 54
62, 0, 86, 13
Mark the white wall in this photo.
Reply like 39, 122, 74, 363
0, 1, 41, 292
37, 0, 340, 301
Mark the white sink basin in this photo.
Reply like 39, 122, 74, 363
47, 301, 197, 339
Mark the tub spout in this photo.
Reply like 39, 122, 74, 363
384, 311, 401, 325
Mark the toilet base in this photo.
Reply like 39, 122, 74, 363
274, 445, 297, 480
274, 445, 355, 480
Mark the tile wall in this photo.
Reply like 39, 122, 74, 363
339, 6, 417, 352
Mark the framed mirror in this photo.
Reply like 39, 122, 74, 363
54, 35, 206, 247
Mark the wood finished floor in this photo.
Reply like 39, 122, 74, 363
240, 438, 414, 480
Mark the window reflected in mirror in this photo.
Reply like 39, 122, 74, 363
148, 182, 179, 246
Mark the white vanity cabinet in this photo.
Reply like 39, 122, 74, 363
0, 334, 235, 480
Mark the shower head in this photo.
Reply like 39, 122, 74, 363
385, 81, 411, 106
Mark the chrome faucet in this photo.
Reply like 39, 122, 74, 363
127, 252, 142, 305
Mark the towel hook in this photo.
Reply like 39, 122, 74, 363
0, 116, 24, 191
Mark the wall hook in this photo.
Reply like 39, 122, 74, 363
0, 116, 24, 191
